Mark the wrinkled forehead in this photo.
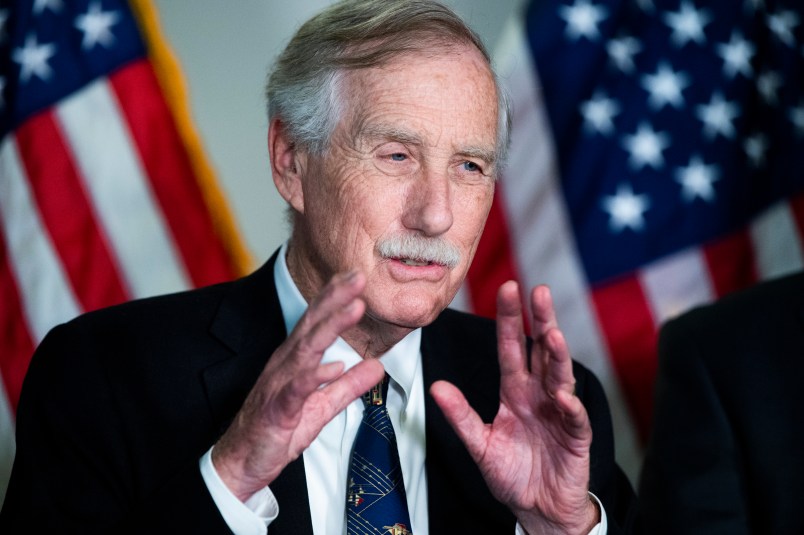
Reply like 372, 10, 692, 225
339, 45, 500, 148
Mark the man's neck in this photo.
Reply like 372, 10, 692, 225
341, 315, 414, 360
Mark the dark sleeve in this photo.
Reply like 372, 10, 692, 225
635, 315, 749, 535
0, 323, 234, 534
572, 362, 637, 534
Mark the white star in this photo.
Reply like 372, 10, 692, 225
757, 70, 782, 105
622, 122, 670, 170
717, 31, 755, 78
601, 183, 651, 232
12, 33, 57, 84
33, 0, 63, 15
743, 133, 769, 167
75, 2, 121, 49
790, 103, 804, 136
767, 10, 799, 48
663, 1, 711, 47
607, 36, 641, 73
696, 92, 740, 140
641, 62, 690, 110
675, 155, 720, 202
580, 92, 621, 135
559, 0, 608, 41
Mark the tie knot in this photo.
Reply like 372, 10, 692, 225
362, 373, 390, 408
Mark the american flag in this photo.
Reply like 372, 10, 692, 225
0, 0, 251, 501
461, 0, 804, 480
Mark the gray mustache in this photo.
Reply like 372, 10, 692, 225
377, 233, 461, 269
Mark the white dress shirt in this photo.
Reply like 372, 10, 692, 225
200, 243, 606, 534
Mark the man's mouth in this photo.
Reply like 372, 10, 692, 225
398, 257, 436, 267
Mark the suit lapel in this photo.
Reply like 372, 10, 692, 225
201, 251, 315, 535
420, 310, 499, 431
202, 252, 285, 429
420, 310, 513, 532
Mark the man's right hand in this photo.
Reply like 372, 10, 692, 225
211, 270, 385, 502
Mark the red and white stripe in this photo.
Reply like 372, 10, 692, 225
0, 56, 244, 501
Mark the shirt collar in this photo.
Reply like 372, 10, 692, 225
273, 242, 421, 405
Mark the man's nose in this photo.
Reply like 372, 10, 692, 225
401, 169, 454, 236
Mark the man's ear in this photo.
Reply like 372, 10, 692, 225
268, 118, 305, 213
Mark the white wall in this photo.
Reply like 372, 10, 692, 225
151, 0, 525, 264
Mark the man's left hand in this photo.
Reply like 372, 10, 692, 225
430, 281, 598, 535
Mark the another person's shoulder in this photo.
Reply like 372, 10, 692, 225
658, 271, 804, 375
665, 270, 804, 336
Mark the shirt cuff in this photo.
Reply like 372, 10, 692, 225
513, 492, 607, 535
199, 447, 279, 535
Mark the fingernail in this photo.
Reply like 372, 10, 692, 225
344, 270, 359, 283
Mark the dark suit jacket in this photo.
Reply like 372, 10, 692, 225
637, 271, 804, 534
1, 253, 634, 533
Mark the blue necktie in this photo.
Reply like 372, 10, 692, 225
346, 374, 413, 535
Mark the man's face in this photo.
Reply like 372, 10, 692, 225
291, 44, 499, 330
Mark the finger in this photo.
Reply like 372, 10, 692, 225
316, 358, 386, 419
278, 276, 366, 375
496, 280, 527, 376
554, 388, 592, 442
272, 296, 367, 422
528, 285, 558, 377
290, 296, 366, 370
288, 359, 385, 464
542, 328, 577, 402
277, 358, 382, 432
277, 301, 369, 417
430, 380, 489, 464
285, 271, 366, 352
290, 361, 346, 400
530, 284, 559, 335
272, 363, 341, 429
301, 270, 366, 331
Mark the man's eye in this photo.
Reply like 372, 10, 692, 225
390, 153, 407, 161
462, 161, 481, 172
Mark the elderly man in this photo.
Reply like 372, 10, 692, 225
1, 1, 634, 533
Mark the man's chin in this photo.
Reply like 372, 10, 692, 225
368, 300, 446, 331
362, 281, 458, 327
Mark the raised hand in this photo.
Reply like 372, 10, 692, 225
212, 270, 385, 501
430, 281, 598, 535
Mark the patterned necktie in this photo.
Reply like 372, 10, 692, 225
346, 374, 413, 535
